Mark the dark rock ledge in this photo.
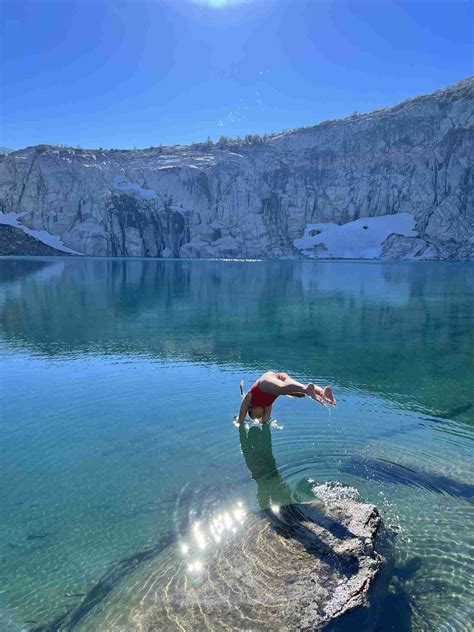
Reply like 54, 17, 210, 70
0, 224, 71, 256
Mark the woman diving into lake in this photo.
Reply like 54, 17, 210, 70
236, 371, 336, 425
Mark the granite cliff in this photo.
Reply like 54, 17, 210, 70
0, 77, 472, 259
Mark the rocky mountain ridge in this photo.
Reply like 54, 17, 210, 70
0, 77, 473, 259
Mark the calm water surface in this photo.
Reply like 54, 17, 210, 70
0, 258, 473, 631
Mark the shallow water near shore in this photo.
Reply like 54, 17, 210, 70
0, 257, 473, 631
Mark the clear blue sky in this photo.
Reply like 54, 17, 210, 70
1, 0, 472, 150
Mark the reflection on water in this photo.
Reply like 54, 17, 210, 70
0, 257, 473, 631
240, 423, 293, 509
239, 423, 358, 562
0, 258, 473, 419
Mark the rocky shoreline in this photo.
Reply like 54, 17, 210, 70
0, 225, 72, 256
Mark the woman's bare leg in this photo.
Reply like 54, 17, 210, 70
259, 373, 323, 403
278, 373, 335, 404
259, 372, 335, 405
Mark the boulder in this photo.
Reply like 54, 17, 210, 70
96, 494, 390, 631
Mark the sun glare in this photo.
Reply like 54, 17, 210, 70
190, 0, 249, 8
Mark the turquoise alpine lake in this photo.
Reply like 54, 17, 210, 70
0, 257, 473, 631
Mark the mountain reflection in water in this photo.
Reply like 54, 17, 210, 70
1, 258, 472, 421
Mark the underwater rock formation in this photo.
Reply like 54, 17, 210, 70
71, 494, 390, 631
0, 78, 472, 259
27, 426, 394, 631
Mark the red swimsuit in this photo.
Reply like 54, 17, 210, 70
249, 372, 285, 408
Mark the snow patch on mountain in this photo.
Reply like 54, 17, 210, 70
0, 211, 83, 255
294, 213, 418, 259
113, 175, 158, 199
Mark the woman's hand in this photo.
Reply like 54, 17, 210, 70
236, 392, 251, 424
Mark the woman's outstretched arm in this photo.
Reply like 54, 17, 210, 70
237, 392, 251, 425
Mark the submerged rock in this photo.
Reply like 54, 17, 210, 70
92, 495, 389, 631
30, 424, 392, 632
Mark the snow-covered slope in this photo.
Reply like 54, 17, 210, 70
0, 78, 472, 259
0, 211, 82, 254
0, 224, 73, 256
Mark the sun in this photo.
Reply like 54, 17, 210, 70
207, 0, 230, 6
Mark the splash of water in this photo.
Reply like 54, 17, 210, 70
232, 416, 283, 430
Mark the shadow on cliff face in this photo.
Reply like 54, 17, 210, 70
105, 192, 189, 257
0, 257, 473, 422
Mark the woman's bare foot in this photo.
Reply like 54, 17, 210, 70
322, 386, 336, 405
306, 383, 324, 404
